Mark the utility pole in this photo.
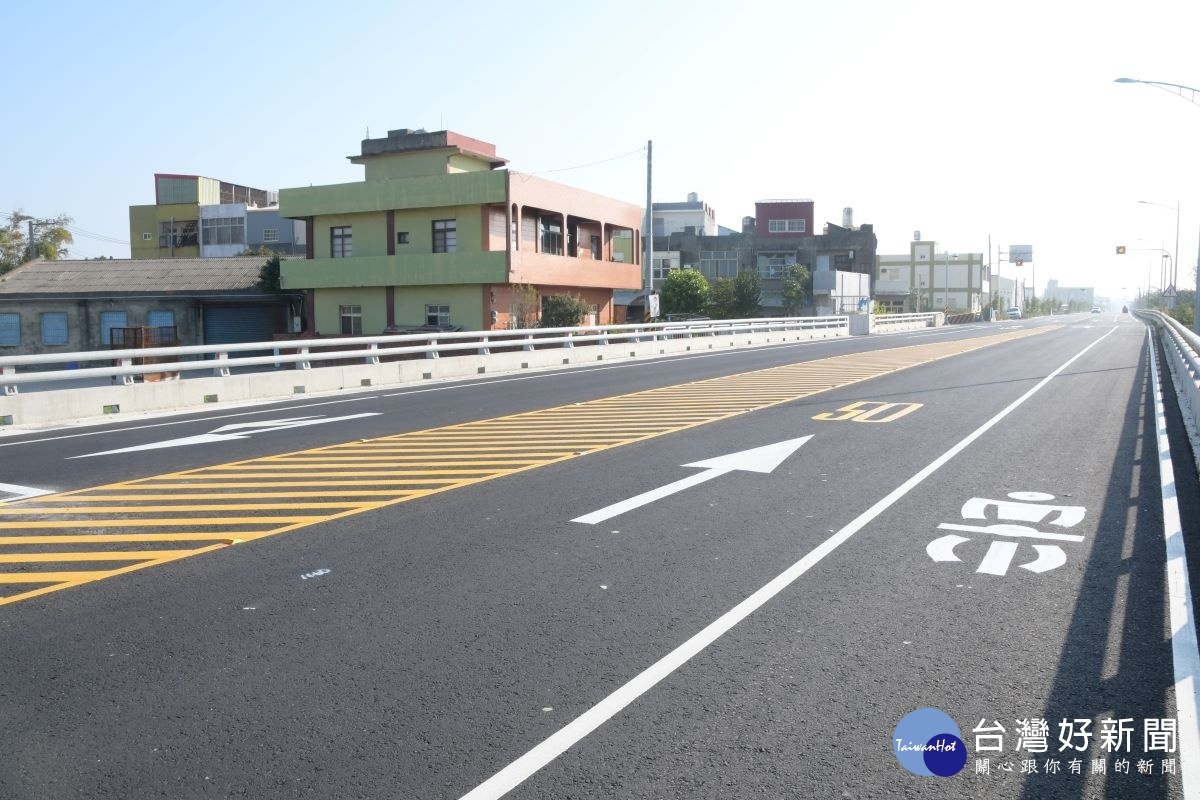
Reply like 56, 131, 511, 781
644, 139, 653, 308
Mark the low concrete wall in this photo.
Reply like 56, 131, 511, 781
0, 326, 847, 428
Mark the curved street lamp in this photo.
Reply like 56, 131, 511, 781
1115, 76, 1200, 329
1114, 78, 1200, 106
1138, 200, 1180, 292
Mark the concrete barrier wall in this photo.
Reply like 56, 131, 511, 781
0, 326, 847, 427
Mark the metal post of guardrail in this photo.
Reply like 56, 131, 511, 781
2, 365, 16, 396
598, 329, 609, 345
297, 346, 311, 371
523, 335, 535, 351
366, 342, 380, 365
562, 333, 574, 349
426, 339, 439, 359
213, 351, 231, 377
478, 336, 490, 356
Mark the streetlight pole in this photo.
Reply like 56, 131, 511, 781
941, 251, 957, 311
1138, 199, 1180, 296
1116, 77, 1200, 329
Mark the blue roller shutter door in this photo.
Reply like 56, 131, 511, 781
202, 305, 282, 346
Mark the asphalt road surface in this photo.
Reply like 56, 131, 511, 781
1, 312, 1197, 799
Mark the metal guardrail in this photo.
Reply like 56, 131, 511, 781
872, 312, 940, 329
1143, 310, 1200, 438
0, 315, 850, 395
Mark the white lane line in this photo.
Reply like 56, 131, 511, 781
459, 326, 1118, 800
1147, 327, 1200, 799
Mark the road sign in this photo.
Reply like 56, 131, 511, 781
572, 436, 812, 525
71, 413, 382, 458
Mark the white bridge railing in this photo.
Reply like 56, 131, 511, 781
1145, 310, 1200, 442
1, 316, 849, 395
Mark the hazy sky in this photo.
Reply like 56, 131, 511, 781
5, 0, 1199, 300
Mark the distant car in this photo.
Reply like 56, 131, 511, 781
1091, 306, 1101, 313
1007, 306, 1022, 320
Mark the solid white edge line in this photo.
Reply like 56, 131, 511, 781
459, 326, 1118, 800
1147, 327, 1200, 800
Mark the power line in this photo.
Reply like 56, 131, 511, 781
66, 225, 129, 245
1, 212, 129, 246
524, 146, 646, 177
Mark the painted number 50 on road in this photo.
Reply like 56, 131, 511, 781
813, 400, 923, 423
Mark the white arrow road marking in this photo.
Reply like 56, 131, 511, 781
571, 436, 812, 525
0, 482, 55, 503
70, 413, 382, 458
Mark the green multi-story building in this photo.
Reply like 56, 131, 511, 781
278, 129, 644, 335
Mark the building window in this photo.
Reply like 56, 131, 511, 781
158, 220, 198, 249
201, 216, 246, 246
396, 231, 409, 245
141, 232, 152, 241
699, 250, 740, 279
40, 312, 68, 346
0, 312, 20, 346
262, 228, 279, 243
539, 218, 562, 255
99, 311, 128, 346
331, 226, 352, 258
147, 310, 175, 330
590, 235, 602, 260
653, 256, 679, 281
426, 304, 450, 327
768, 219, 806, 233
339, 305, 362, 335
432, 219, 456, 253
757, 252, 796, 279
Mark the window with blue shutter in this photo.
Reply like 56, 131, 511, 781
147, 310, 175, 329
40, 312, 68, 346
0, 313, 19, 346
99, 311, 128, 346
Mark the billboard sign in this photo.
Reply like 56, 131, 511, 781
1010, 245, 1033, 265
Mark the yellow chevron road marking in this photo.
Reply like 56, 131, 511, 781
0, 327, 1052, 606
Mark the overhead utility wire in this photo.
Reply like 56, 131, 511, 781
525, 146, 646, 177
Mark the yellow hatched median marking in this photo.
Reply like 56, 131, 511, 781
0, 326, 1052, 606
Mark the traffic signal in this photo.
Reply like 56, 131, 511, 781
1116, 245, 1126, 254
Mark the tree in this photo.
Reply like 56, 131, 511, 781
0, 211, 73, 273
539, 294, 591, 328
660, 269, 710, 316
708, 277, 736, 319
256, 254, 283, 292
780, 263, 811, 316
510, 283, 540, 329
732, 269, 761, 317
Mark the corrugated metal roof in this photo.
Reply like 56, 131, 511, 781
0, 257, 274, 295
